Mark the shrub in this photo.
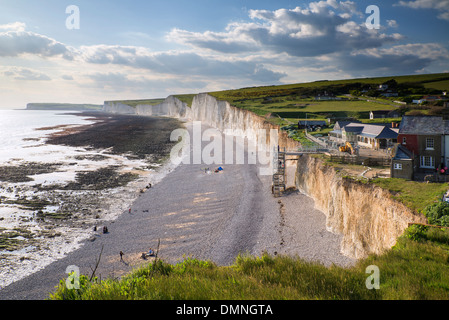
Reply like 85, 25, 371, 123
423, 201, 449, 227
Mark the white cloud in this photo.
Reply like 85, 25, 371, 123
78, 45, 286, 83
337, 43, 449, 76
387, 20, 399, 28
397, 0, 449, 20
0, 22, 26, 32
167, 1, 401, 57
0, 28, 73, 59
4, 67, 51, 81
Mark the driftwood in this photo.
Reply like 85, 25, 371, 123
408, 222, 449, 230
89, 244, 104, 282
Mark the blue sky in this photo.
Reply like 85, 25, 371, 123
0, 0, 448, 108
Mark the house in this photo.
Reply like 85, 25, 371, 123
413, 95, 444, 104
329, 122, 398, 150
391, 144, 416, 180
369, 110, 401, 119
396, 116, 448, 177
380, 90, 398, 97
314, 92, 341, 100
422, 95, 442, 101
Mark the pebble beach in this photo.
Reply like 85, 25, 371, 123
0, 115, 354, 300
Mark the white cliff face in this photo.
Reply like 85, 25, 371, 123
103, 93, 298, 150
295, 155, 427, 259
190, 93, 298, 150
135, 96, 192, 119
104, 96, 191, 118
102, 102, 136, 114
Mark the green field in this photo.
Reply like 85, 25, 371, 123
206, 72, 449, 126
172, 94, 196, 107
111, 73, 448, 124
107, 98, 166, 108
423, 79, 449, 91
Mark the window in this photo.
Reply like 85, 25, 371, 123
426, 138, 434, 150
420, 156, 434, 168
394, 163, 402, 170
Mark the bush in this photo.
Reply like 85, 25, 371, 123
423, 201, 449, 227
405, 224, 429, 242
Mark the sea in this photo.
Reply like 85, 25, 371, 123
0, 109, 178, 290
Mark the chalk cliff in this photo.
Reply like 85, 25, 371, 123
104, 93, 298, 150
104, 93, 426, 260
295, 155, 427, 259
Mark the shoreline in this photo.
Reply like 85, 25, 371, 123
0, 114, 354, 300
0, 112, 185, 290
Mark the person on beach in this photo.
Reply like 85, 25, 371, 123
120, 251, 124, 261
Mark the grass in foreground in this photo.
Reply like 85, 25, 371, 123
50, 227, 449, 300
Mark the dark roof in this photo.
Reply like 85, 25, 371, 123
393, 144, 414, 160
370, 110, 391, 114
343, 126, 363, 133
375, 127, 400, 139
399, 116, 445, 135
330, 122, 398, 139
298, 120, 326, 126
346, 123, 398, 139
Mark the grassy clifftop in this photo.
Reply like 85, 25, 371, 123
108, 72, 449, 126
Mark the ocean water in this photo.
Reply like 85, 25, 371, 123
0, 109, 96, 163
0, 109, 179, 290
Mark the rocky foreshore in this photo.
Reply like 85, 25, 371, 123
0, 112, 184, 289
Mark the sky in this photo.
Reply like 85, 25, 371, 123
0, 0, 448, 108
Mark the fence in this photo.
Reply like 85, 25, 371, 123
305, 131, 328, 148
328, 154, 391, 167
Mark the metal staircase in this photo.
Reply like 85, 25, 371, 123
272, 148, 286, 197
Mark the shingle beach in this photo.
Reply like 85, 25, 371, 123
0, 120, 354, 300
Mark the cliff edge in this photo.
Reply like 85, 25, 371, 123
295, 155, 427, 259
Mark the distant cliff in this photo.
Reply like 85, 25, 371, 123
27, 103, 103, 111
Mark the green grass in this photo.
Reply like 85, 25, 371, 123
423, 79, 449, 91
107, 72, 448, 124
50, 228, 449, 300
370, 178, 449, 213
109, 99, 166, 108
172, 94, 197, 107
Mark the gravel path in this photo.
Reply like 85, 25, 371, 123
0, 122, 354, 300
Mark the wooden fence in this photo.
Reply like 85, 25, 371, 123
328, 154, 391, 167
